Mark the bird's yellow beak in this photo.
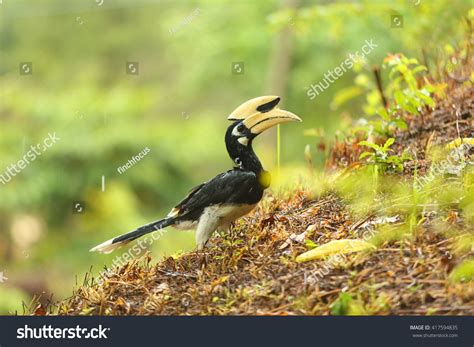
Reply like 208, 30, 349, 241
243, 108, 302, 134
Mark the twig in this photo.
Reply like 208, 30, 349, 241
373, 65, 388, 108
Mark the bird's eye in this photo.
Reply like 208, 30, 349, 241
232, 124, 244, 137
234, 157, 242, 167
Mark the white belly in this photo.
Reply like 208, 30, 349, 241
214, 203, 258, 225
195, 203, 258, 249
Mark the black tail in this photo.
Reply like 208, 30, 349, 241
114, 218, 174, 243
90, 217, 174, 254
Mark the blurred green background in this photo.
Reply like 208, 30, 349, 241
0, 0, 470, 313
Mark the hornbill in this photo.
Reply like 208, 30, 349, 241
90, 96, 301, 254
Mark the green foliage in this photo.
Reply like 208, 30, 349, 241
359, 138, 412, 173
369, 225, 412, 248
459, 169, 474, 225
332, 48, 454, 141
330, 293, 354, 315
384, 54, 435, 115
449, 259, 474, 283
330, 293, 367, 315
453, 233, 474, 256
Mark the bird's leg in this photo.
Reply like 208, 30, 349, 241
196, 240, 212, 268
198, 252, 208, 268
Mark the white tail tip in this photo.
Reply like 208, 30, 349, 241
89, 238, 129, 254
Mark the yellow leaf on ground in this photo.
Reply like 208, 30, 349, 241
445, 138, 474, 150
295, 239, 376, 263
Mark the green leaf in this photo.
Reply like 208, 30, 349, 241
403, 101, 418, 114
391, 119, 408, 130
359, 151, 373, 159
449, 259, 474, 283
359, 141, 379, 151
305, 239, 318, 249
416, 90, 435, 107
393, 90, 404, 106
401, 150, 413, 161
412, 65, 427, 74
330, 293, 353, 315
376, 107, 390, 121
383, 138, 395, 149
405, 74, 418, 90
389, 68, 399, 80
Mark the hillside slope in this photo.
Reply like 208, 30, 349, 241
36, 47, 474, 317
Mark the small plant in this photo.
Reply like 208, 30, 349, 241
330, 293, 354, 315
449, 259, 474, 284
330, 293, 367, 315
359, 138, 412, 173
331, 53, 446, 139
383, 53, 437, 116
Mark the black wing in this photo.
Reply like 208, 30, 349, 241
170, 169, 264, 222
